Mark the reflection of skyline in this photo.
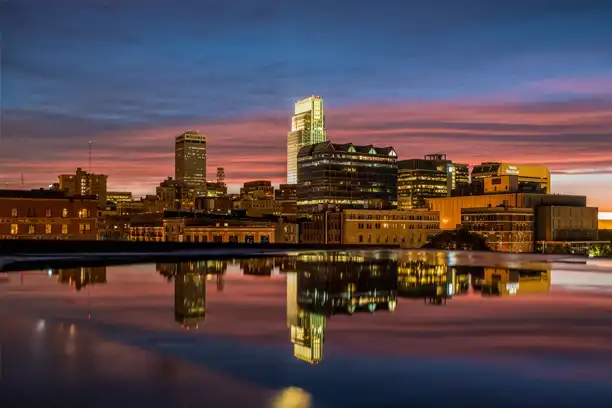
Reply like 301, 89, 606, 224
156, 260, 227, 329
478, 268, 550, 296
241, 258, 274, 276
52, 267, 107, 291
397, 253, 550, 303
286, 253, 398, 364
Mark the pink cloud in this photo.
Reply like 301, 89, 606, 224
1, 96, 612, 210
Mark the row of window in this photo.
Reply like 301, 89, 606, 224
358, 234, 426, 244
9, 224, 91, 235
347, 214, 438, 221
356, 222, 439, 230
9, 208, 92, 218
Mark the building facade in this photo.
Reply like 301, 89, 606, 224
300, 208, 440, 247
427, 193, 587, 230
0, 190, 98, 240
398, 154, 469, 210
461, 206, 535, 253
536, 206, 598, 242
183, 221, 276, 244
156, 177, 195, 211
297, 141, 398, 214
107, 191, 133, 204
240, 180, 274, 198
175, 130, 207, 197
397, 154, 469, 210
287, 96, 327, 184
471, 162, 551, 194
58, 167, 108, 204
343, 209, 440, 247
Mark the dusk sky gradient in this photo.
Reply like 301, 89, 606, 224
1, 0, 612, 210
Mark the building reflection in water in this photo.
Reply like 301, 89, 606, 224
241, 257, 274, 276
397, 253, 550, 303
477, 267, 550, 296
287, 252, 398, 364
156, 260, 227, 329
51, 267, 107, 291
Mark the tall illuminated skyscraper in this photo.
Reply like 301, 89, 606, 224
175, 130, 207, 197
287, 96, 326, 184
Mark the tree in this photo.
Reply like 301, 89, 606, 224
423, 227, 491, 251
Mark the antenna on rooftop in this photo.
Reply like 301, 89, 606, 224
88, 141, 92, 173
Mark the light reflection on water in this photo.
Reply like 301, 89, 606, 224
3, 250, 612, 408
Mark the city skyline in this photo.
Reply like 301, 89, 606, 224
2, 1, 612, 210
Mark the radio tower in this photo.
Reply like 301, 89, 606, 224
216, 167, 225, 186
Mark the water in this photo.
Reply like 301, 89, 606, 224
1, 250, 612, 407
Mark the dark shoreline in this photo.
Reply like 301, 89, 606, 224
0, 240, 398, 272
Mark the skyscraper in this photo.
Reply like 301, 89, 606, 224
397, 154, 469, 210
287, 96, 326, 184
297, 141, 398, 213
175, 130, 207, 197
58, 167, 108, 204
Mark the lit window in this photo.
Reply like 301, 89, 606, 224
45, 224, 52, 234
80, 209, 88, 218
11, 208, 17, 217
28, 225, 35, 235
10, 224, 18, 235
62, 208, 68, 218
46, 209, 52, 217
62, 224, 68, 235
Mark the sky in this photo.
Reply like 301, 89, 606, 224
1, 0, 612, 210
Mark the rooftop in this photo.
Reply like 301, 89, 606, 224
0, 189, 97, 200
298, 141, 396, 157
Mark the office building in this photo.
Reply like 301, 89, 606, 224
0, 189, 98, 240
427, 193, 587, 230
276, 184, 298, 201
300, 208, 440, 247
156, 177, 195, 211
397, 154, 468, 210
206, 182, 227, 198
175, 130, 207, 197
107, 191, 132, 204
471, 162, 551, 193
297, 141, 398, 214
58, 167, 108, 205
240, 180, 274, 199
461, 206, 535, 252
287, 96, 327, 184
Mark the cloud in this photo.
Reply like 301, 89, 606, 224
2, 96, 612, 210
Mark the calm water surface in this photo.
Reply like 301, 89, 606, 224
2, 250, 612, 407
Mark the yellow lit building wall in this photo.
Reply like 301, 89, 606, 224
428, 194, 522, 230
342, 209, 440, 247
473, 163, 550, 193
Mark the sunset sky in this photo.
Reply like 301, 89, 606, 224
2, 0, 612, 210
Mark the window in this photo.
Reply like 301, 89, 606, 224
359, 235, 363, 243
46, 209, 52, 217
80, 209, 88, 218
28, 225, 35, 235
10, 224, 18, 235
45, 224, 52, 234
79, 224, 86, 234
62, 208, 68, 218
11, 208, 18, 217
62, 224, 69, 235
